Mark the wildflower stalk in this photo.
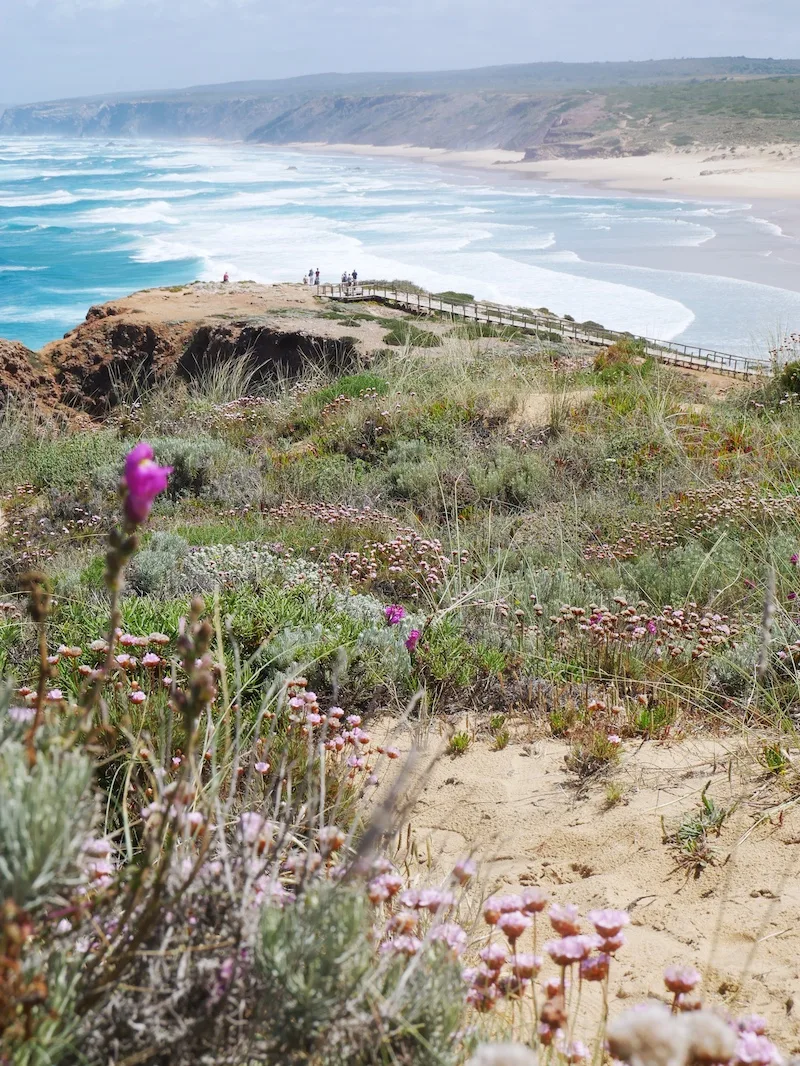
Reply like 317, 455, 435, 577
20, 571, 52, 765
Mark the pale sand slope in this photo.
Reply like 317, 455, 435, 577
373, 730, 800, 1049
292, 142, 800, 202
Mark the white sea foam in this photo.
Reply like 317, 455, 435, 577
0, 304, 89, 323
746, 215, 788, 239
0, 190, 79, 207
0, 265, 46, 272
78, 201, 181, 226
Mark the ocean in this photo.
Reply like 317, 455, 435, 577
2, 136, 800, 356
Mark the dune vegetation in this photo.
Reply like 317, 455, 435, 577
2, 302, 800, 1064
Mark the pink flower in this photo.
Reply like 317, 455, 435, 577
607, 734, 621, 746
418, 888, 454, 913
497, 894, 525, 913
599, 932, 626, 953
254, 761, 270, 774
498, 910, 532, 942
387, 911, 418, 934
545, 935, 595, 966
129, 691, 147, 704
664, 964, 701, 994
384, 604, 406, 626
521, 887, 549, 914
429, 922, 468, 955
452, 857, 476, 885
405, 628, 421, 652
579, 953, 610, 982
46, 688, 64, 702
548, 902, 581, 935
736, 1032, 782, 1066
479, 943, 508, 970
122, 443, 172, 525
511, 952, 543, 979
142, 652, 161, 667
738, 1017, 768, 1036
483, 896, 502, 925
587, 908, 630, 938
382, 935, 422, 956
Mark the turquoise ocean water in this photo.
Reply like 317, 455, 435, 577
2, 137, 800, 355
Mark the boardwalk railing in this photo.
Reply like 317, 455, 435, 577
319, 284, 767, 379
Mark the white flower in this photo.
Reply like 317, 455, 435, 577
466, 1045, 538, 1066
607, 1004, 691, 1066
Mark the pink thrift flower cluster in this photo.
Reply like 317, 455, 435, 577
464, 895, 632, 1019
585, 480, 798, 564
554, 598, 737, 665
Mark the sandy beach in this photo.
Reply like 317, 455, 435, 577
292, 140, 800, 203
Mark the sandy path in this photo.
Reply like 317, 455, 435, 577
374, 730, 800, 1049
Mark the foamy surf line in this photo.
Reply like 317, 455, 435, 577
3, 136, 800, 353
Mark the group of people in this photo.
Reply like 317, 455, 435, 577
300, 268, 361, 294
340, 269, 358, 291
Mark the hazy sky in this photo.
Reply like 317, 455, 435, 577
1, 0, 799, 104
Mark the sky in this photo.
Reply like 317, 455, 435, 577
1, 0, 799, 105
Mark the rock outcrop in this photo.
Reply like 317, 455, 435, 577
0, 283, 366, 420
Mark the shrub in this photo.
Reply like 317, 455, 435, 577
383, 323, 442, 349
469, 447, 549, 509
779, 359, 800, 395
0, 739, 95, 911
433, 291, 475, 304
128, 531, 191, 595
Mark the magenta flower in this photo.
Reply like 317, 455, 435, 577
122, 443, 172, 525
384, 604, 406, 626
405, 628, 421, 652
791, 553, 799, 566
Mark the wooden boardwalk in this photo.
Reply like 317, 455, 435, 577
320, 284, 767, 379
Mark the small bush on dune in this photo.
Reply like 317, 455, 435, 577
383, 323, 442, 349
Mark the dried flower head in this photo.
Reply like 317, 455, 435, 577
466, 1043, 539, 1066
685, 1011, 738, 1064
607, 1004, 691, 1066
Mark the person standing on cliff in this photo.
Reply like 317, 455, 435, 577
315, 269, 320, 286
308, 268, 314, 286
352, 269, 358, 293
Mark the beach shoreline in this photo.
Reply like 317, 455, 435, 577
287, 140, 800, 235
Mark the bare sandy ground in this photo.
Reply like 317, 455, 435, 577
373, 728, 800, 1050
293, 141, 800, 203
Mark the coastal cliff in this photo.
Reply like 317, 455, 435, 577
4, 58, 800, 157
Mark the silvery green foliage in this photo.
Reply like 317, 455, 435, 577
709, 629, 761, 697
255, 881, 465, 1066
0, 736, 95, 911
128, 530, 191, 595
256, 882, 375, 1060
11, 949, 84, 1066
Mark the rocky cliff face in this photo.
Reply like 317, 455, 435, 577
0, 90, 572, 152
0, 284, 368, 420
